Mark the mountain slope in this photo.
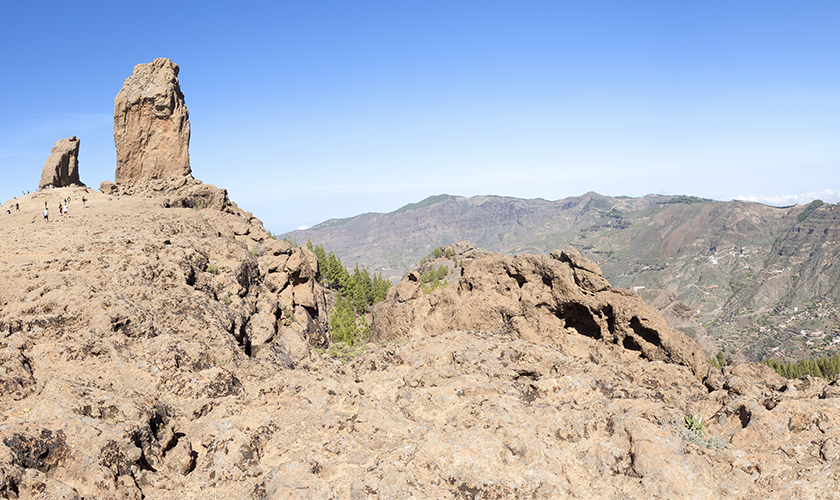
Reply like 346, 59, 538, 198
287, 194, 840, 362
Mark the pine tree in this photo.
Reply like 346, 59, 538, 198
372, 273, 391, 303
329, 295, 361, 346
312, 243, 327, 282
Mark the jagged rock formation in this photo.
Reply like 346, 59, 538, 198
371, 242, 709, 379
0, 188, 333, 498
113, 58, 192, 194
38, 136, 83, 189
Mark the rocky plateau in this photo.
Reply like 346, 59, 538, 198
0, 58, 838, 499
1, 190, 839, 499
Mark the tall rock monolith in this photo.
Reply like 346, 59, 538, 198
113, 58, 192, 193
38, 136, 83, 190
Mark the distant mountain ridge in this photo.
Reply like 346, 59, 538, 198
286, 193, 840, 362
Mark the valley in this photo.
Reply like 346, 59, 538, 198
287, 193, 840, 363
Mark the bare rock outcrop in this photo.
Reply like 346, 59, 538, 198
38, 136, 83, 189
371, 242, 709, 379
113, 58, 192, 194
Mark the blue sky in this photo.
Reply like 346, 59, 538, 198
1, 1, 838, 233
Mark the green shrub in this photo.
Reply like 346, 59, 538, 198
707, 350, 731, 369
207, 263, 219, 274
323, 341, 367, 363
679, 414, 726, 449
684, 415, 707, 438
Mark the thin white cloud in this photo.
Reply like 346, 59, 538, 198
734, 189, 839, 206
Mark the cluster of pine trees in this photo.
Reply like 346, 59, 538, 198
416, 247, 460, 293
420, 265, 449, 293
306, 240, 392, 351
763, 353, 840, 380
307, 240, 391, 313
418, 247, 460, 266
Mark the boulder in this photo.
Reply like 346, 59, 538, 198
113, 58, 192, 193
38, 136, 83, 190
163, 183, 232, 211
99, 180, 117, 195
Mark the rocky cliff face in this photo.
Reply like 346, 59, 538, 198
1, 192, 839, 499
38, 136, 83, 189
113, 58, 192, 194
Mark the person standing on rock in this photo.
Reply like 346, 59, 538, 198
43, 204, 49, 222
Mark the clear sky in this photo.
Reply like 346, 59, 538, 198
1, 1, 838, 233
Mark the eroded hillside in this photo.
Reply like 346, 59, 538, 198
288, 193, 840, 362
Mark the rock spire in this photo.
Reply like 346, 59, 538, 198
113, 58, 192, 193
38, 136, 83, 190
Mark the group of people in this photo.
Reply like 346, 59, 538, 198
4, 191, 89, 221
43, 198, 74, 222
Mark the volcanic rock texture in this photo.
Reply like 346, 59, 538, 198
38, 136, 83, 190
371, 243, 709, 378
0, 193, 839, 499
113, 58, 192, 194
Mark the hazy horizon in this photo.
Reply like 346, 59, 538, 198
290, 190, 835, 232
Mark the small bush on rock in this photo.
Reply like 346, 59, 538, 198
685, 414, 707, 437
324, 341, 367, 363
679, 414, 727, 449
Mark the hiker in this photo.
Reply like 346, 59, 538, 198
43, 206, 48, 222
15, 203, 19, 211
82, 196, 87, 207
